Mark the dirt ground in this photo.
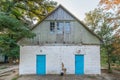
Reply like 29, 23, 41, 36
0, 64, 120, 80
17, 70, 120, 80
0, 64, 18, 80
0, 69, 18, 80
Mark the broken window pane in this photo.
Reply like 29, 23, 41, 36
50, 22, 55, 33
57, 22, 64, 34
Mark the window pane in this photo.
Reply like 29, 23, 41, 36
65, 22, 70, 33
50, 22, 55, 33
57, 22, 64, 34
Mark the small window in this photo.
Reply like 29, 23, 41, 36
64, 22, 71, 33
57, 22, 64, 34
50, 22, 55, 33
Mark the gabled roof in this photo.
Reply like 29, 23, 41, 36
31, 5, 102, 41
18, 5, 102, 42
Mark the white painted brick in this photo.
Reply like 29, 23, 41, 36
19, 45, 101, 75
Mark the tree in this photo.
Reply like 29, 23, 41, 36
0, 0, 57, 62
99, 0, 120, 20
84, 8, 120, 72
99, 0, 120, 10
112, 30, 120, 65
99, 0, 120, 65
0, 13, 35, 61
0, 0, 57, 25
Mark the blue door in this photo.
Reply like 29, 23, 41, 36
36, 55, 46, 75
75, 55, 84, 75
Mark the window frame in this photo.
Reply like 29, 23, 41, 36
49, 21, 71, 34
57, 21, 64, 34
50, 22, 55, 33
64, 22, 71, 33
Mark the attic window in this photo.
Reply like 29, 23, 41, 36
57, 22, 64, 34
50, 22, 55, 33
64, 22, 71, 33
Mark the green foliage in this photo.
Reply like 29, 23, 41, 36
0, 13, 35, 39
0, 0, 57, 61
0, 13, 35, 59
101, 47, 107, 67
84, 8, 120, 72
0, 0, 57, 24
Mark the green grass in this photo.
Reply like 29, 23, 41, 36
12, 76, 19, 80
112, 66, 120, 71
0, 66, 8, 70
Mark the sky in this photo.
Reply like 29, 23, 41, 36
53, 0, 100, 21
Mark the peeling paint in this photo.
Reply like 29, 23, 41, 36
19, 45, 101, 75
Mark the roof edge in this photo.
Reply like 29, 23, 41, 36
18, 4, 102, 42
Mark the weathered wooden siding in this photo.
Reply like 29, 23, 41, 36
19, 21, 100, 45
18, 6, 100, 45
46, 7, 74, 20
74, 22, 100, 44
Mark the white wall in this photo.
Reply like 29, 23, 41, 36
19, 45, 101, 75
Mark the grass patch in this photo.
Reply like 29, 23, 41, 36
12, 76, 19, 80
0, 66, 8, 70
113, 67, 120, 71
12, 75, 19, 80
12, 77, 18, 80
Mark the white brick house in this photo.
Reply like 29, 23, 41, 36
19, 5, 101, 75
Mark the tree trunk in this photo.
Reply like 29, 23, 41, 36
107, 51, 112, 73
